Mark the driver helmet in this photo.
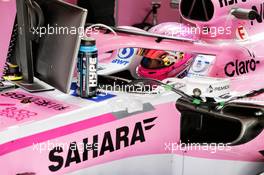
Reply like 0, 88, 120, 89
137, 49, 194, 80
137, 22, 197, 80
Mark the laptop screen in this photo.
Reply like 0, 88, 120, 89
0, 0, 16, 78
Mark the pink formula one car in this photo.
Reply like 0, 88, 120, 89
1, 0, 264, 175
88, 0, 264, 174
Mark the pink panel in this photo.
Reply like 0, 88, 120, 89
0, 102, 181, 174
64, 0, 76, 4
117, 0, 180, 26
0, 0, 16, 78
0, 90, 80, 131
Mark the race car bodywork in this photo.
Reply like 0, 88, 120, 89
1, 0, 264, 175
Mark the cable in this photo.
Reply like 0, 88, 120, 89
31, 0, 45, 28
26, 0, 45, 41
98, 75, 195, 102
26, 0, 37, 29
128, 78, 264, 110
86, 23, 117, 36
225, 88, 264, 104
128, 78, 195, 102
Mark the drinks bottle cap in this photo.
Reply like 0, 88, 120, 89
81, 37, 96, 46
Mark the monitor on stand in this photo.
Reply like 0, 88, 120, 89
14, 0, 54, 92
12, 0, 87, 93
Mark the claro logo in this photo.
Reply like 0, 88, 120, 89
224, 59, 260, 77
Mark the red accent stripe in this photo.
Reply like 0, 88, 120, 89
0, 113, 116, 156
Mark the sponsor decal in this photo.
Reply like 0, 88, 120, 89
219, 0, 247, 8
214, 85, 230, 91
118, 48, 135, 59
48, 117, 157, 172
0, 107, 37, 121
236, 26, 248, 40
88, 57, 97, 87
112, 48, 135, 66
207, 85, 230, 94
1, 92, 70, 111
111, 59, 130, 65
207, 85, 214, 93
218, 0, 264, 27
251, 2, 264, 25
224, 59, 260, 77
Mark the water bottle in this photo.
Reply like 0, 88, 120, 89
77, 37, 98, 98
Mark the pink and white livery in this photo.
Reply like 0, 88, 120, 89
1, 0, 264, 175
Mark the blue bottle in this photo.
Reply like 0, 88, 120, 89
77, 37, 98, 98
